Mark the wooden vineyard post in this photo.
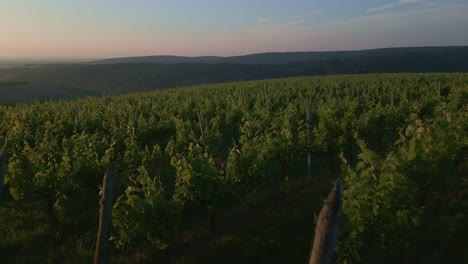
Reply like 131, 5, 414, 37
94, 162, 116, 264
75, 107, 81, 128
309, 178, 343, 264
389, 91, 395, 145
0, 153, 6, 200
391, 91, 394, 108
306, 103, 312, 180
197, 112, 207, 147
131, 109, 137, 134
438, 81, 441, 98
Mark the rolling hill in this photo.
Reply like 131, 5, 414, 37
1, 46, 468, 102
89, 46, 468, 65
89, 55, 222, 65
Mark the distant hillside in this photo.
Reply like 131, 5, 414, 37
1, 46, 468, 102
0, 63, 283, 97
89, 46, 468, 65
90, 55, 222, 65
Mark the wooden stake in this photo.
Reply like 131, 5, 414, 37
306, 103, 312, 180
388, 91, 395, 145
131, 109, 137, 133
0, 153, 6, 200
94, 162, 116, 264
75, 107, 81, 128
438, 81, 441, 98
391, 91, 394, 108
197, 113, 206, 147
309, 178, 343, 264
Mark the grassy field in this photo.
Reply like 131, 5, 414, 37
0, 82, 100, 103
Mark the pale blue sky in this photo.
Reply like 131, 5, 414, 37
1, 0, 467, 58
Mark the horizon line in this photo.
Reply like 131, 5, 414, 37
1, 45, 467, 62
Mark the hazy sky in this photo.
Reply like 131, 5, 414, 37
1, 0, 468, 59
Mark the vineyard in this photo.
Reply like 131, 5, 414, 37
0, 73, 467, 263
